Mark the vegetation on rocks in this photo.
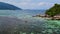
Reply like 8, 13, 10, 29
45, 4, 60, 17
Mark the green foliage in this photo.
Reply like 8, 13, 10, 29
45, 4, 60, 17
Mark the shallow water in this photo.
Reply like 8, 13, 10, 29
0, 10, 60, 34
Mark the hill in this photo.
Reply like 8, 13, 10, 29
45, 4, 60, 17
0, 2, 22, 10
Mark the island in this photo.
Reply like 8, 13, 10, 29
0, 2, 22, 10
33, 4, 60, 20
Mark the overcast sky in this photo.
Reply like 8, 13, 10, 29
0, 0, 60, 9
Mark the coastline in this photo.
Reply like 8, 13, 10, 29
33, 15, 60, 20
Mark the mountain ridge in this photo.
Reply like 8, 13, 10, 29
0, 2, 22, 10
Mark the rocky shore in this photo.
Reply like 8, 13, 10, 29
33, 14, 60, 20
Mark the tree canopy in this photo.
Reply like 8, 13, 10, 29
45, 4, 60, 17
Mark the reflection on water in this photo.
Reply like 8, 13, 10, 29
0, 10, 60, 34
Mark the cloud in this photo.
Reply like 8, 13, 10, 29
10, 2, 54, 9
38, 2, 45, 6
19, 2, 28, 6
20, 0, 32, 2
38, 2, 54, 6
0, 0, 54, 9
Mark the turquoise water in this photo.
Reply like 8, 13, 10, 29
0, 10, 60, 34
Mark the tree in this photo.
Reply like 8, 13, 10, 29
45, 4, 60, 17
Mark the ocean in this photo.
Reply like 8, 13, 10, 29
0, 10, 45, 17
0, 10, 60, 34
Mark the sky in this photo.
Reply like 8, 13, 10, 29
0, 0, 60, 10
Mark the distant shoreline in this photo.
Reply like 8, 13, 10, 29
33, 14, 60, 20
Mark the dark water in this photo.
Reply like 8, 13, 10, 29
0, 10, 60, 34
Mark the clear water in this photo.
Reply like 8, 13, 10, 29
0, 10, 60, 34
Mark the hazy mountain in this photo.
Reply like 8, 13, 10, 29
0, 2, 22, 10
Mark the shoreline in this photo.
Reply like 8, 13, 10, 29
33, 15, 60, 20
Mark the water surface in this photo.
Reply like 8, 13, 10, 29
0, 10, 60, 34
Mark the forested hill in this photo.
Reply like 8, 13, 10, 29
45, 4, 60, 17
